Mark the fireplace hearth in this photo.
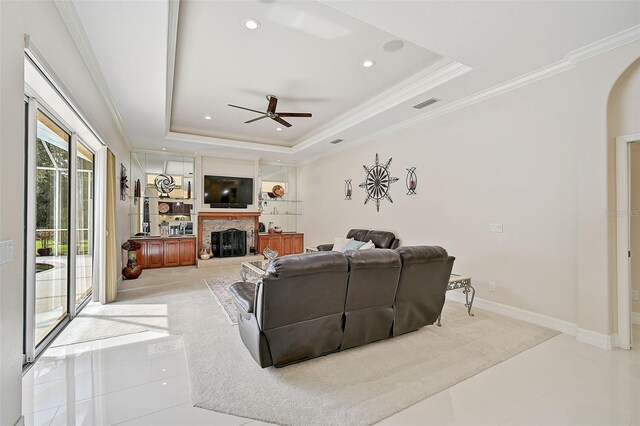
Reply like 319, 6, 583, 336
211, 228, 247, 258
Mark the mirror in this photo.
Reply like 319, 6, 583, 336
129, 153, 195, 236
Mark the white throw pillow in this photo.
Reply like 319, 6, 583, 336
359, 240, 375, 250
332, 237, 353, 251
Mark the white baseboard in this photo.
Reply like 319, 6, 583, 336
632, 312, 640, 325
576, 328, 617, 350
446, 292, 616, 350
446, 292, 578, 336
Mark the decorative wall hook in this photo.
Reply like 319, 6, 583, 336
345, 179, 352, 200
406, 167, 417, 195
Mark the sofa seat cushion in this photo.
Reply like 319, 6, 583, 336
229, 281, 256, 314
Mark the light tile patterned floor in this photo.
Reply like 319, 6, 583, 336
22, 265, 640, 425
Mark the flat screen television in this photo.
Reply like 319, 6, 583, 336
203, 175, 253, 208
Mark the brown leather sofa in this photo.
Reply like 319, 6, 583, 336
229, 246, 454, 368
316, 229, 400, 251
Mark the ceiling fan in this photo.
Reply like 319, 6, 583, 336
228, 95, 312, 128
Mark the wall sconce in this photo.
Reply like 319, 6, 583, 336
345, 179, 352, 200
406, 167, 417, 195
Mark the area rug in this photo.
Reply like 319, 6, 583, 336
203, 275, 244, 324
53, 267, 559, 425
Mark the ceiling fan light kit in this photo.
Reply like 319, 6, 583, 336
228, 94, 312, 128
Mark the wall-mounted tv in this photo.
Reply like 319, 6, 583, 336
203, 175, 254, 208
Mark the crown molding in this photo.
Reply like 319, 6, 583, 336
54, 0, 132, 150
165, 0, 180, 135
293, 59, 472, 152
165, 131, 291, 154
301, 25, 640, 165
567, 24, 640, 64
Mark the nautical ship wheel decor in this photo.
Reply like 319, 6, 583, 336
359, 153, 399, 212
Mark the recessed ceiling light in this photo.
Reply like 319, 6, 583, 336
204, 115, 212, 120
276, 160, 281, 162
361, 59, 375, 68
276, 127, 282, 131
243, 19, 260, 30
161, 147, 167, 151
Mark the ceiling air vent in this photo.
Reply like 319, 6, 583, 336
413, 98, 440, 109
329, 138, 344, 145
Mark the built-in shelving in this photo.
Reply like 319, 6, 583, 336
258, 163, 300, 232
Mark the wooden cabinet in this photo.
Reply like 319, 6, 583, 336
179, 239, 195, 266
163, 240, 181, 267
147, 240, 164, 268
258, 233, 304, 256
134, 237, 195, 269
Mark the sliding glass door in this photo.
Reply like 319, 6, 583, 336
24, 102, 96, 360
34, 110, 71, 345
76, 143, 94, 306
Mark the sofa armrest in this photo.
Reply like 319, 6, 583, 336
228, 281, 256, 314
317, 243, 334, 251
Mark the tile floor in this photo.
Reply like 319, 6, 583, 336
22, 306, 640, 425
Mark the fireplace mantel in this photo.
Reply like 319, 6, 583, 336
197, 212, 260, 253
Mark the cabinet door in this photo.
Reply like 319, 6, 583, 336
163, 240, 181, 267
179, 239, 195, 266
282, 235, 293, 255
292, 234, 304, 254
147, 240, 164, 268
136, 241, 148, 268
260, 235, 282, 255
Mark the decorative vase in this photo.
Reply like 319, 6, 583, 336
122, 250, 143, 279
200, 246, 211, 260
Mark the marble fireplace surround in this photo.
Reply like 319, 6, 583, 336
197, 212, 260, 256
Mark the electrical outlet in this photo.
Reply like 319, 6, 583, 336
489, 223, 503, 233
489, 281, 496, 292
632, 290, 640, 301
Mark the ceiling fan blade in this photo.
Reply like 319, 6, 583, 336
267, 96, 278, 114
228, 104, 265, 115
245, 115, 267, 124
275, 112, 312, 118
272, 115, 292, 128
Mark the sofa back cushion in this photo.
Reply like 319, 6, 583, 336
341, 249, 402, 349
346, 228, 397, 249
344, 249, 401, 311
393, 246, 455, 336
257, 251, 349, 330
346, 229, 369, 242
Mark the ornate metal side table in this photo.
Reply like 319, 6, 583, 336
437, 274, 475, 326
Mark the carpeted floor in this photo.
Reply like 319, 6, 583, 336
204, 275, 245, 324
53, 265, 558, 425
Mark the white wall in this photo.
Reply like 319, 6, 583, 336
299, 41, 639, 337
0, 1, 130, 423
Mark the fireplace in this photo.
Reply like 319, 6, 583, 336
211, 228, 247, 258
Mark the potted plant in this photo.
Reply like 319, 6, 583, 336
36, 230, 53, 256
121, 239, 143, 279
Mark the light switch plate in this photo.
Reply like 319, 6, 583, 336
0, 240, 14, 265
489, 223, 503, 233
632, 290, 640, 301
